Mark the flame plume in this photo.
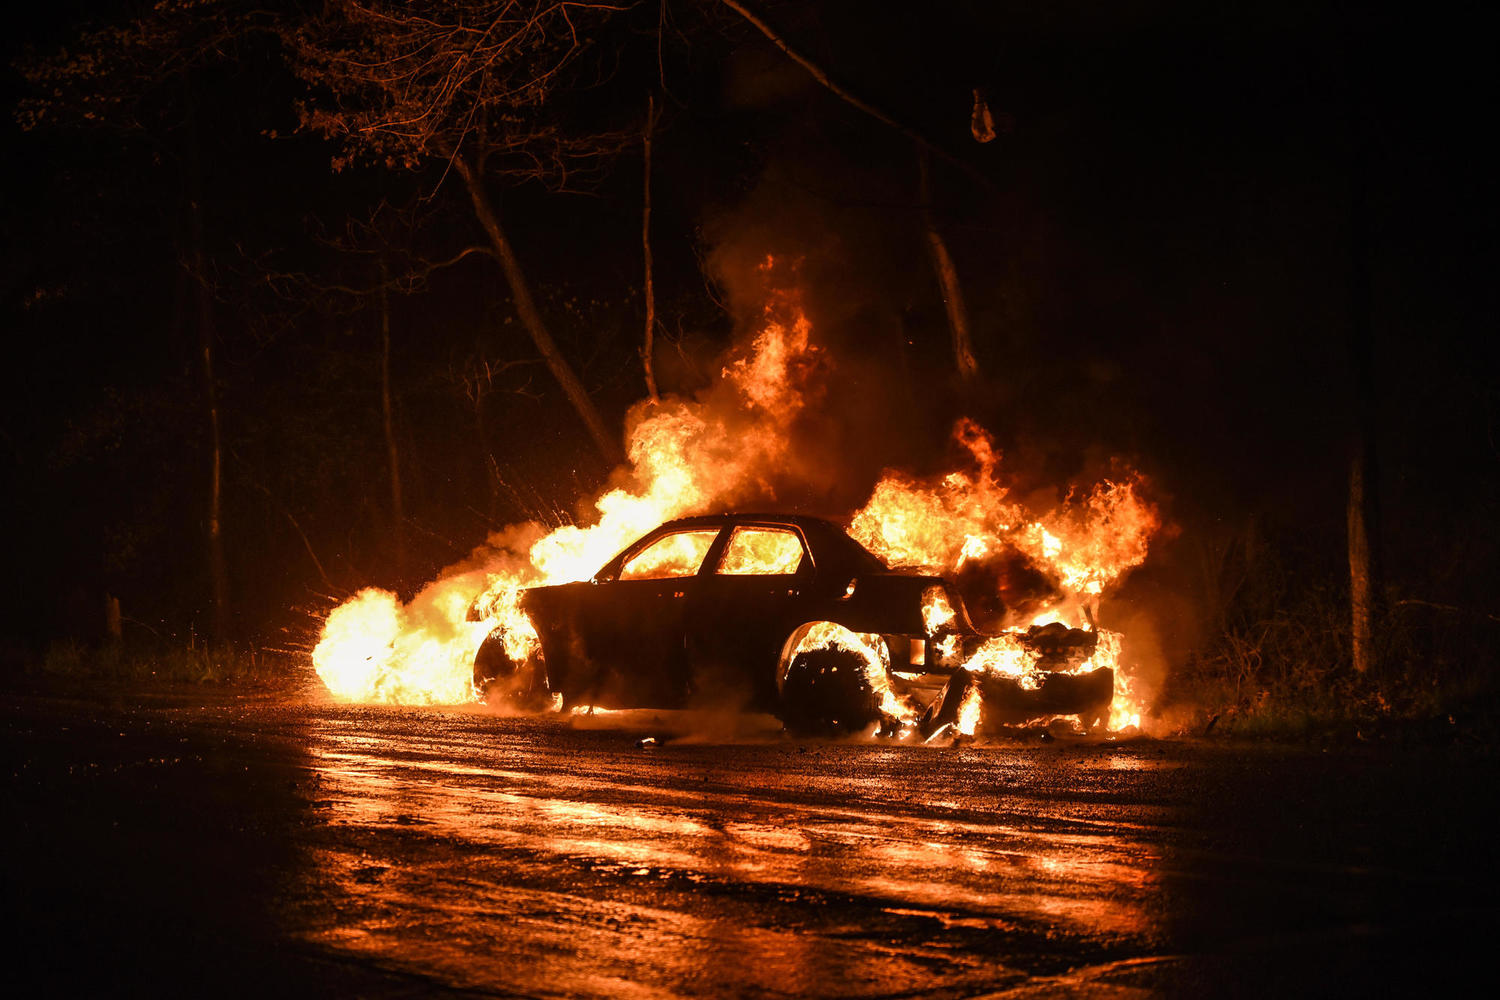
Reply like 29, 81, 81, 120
852, 422, 1159, 730
313, 261, 1160, 730
314, 260, 822, 703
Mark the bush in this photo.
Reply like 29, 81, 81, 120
32, 637, 305, 687
1160, 517, 1500, 737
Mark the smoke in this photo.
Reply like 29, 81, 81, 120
314, 254, 864, 702
698, 174, 961, 515
315, 135, 1172, 719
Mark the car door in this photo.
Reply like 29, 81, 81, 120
571, 526, 721, 708
684, 524, 813, 711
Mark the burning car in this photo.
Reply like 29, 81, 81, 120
471, 513, 1114, 735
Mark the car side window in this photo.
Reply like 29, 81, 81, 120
716, 527, 806, 576
618, 529, 720, 581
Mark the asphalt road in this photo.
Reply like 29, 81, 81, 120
4, 688, 1493, 997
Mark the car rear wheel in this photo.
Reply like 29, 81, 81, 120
473, 627, 550, 710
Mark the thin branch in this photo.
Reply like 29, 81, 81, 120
231, 452, 335, 590
717, 0, 994, 192
1393, 598, 1500, 624
261, 244, 494, 301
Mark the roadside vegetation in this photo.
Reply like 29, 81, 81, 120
27, 638, 309, 690
1156, 515, 1499, 743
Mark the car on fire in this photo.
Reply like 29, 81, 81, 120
472, 513, 1113, 735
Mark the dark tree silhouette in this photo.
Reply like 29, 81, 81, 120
282, 0, 637, 465
14, 1, 271, 638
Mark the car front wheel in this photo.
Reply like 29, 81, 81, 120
473, 627, 550, 710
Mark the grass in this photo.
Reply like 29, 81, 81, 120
30, 637, 310, 689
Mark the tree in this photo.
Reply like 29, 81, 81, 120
641, 92, 660, 402
282, 0, 636, 465
15, 1, 269, 638
717, 0, 987, 383
918, 149, 979, 384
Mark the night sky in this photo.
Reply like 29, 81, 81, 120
2, 1, 1494, 672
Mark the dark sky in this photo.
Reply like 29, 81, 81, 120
1, 1, 1494, 650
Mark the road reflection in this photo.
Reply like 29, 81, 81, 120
294, 710, 1172, 996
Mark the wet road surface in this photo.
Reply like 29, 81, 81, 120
4, 689, 1493, 996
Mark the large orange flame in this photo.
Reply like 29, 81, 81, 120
851, 421, 1158, 730
314, 259, 822, 702
313, 261, 1159, 730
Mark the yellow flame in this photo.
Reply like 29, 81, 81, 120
851, 419, 1157, 729
718, 527, 804, 575
313, 586, 489, 704
790, 622, 916, 724
921, 586, 956, 635
961, 633, 1041, 689
955, 682, 984, 737
314, 264, 825, 703
313, 267, 1159, 728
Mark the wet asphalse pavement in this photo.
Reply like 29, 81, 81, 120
3, 689, 1492, 997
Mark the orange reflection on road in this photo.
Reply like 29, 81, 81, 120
295, 715, 1169, 997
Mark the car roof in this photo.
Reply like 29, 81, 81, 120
655, 512, 844, 532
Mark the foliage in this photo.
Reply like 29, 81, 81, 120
1161, 516, 1500, 738
36, 638, 306, 687
281, 0, 638, 182
14, 0, 271, 136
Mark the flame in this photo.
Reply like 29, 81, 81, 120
850, 419, 1156, 609
851, 420, 1159, 729
920, 585, 956, 636
313, 259, 1159, 731
955, 681, 984, 737
718, 526, 805, 575
1084, 631, 1140, 731
962, 632, 1040, 689
314, 257, 822, 702
312, 585, 489, 705
619, 529, 718, 581
789, 622, 916, 724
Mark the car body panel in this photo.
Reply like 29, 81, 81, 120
511, 512, 1112, 726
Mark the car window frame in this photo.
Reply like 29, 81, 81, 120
594, 519, 823, 583
612, 526, 724, 582
711, 524, 811, 578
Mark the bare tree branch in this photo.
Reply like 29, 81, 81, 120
717, 0, 993, 192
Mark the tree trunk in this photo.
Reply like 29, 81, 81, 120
641, 94, 659, 402
919, 150, 979, 382
451, 154, 624, 466
1347, 200, 1381, 676
1348, 449, 1378, 674
377, 262, 406, 576
718, 0, 991, 192
187, 194, 229, 640
1347, 56, 1381, 676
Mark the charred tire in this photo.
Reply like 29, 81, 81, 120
473, 628, 550, 710
779, 647, 882, 736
